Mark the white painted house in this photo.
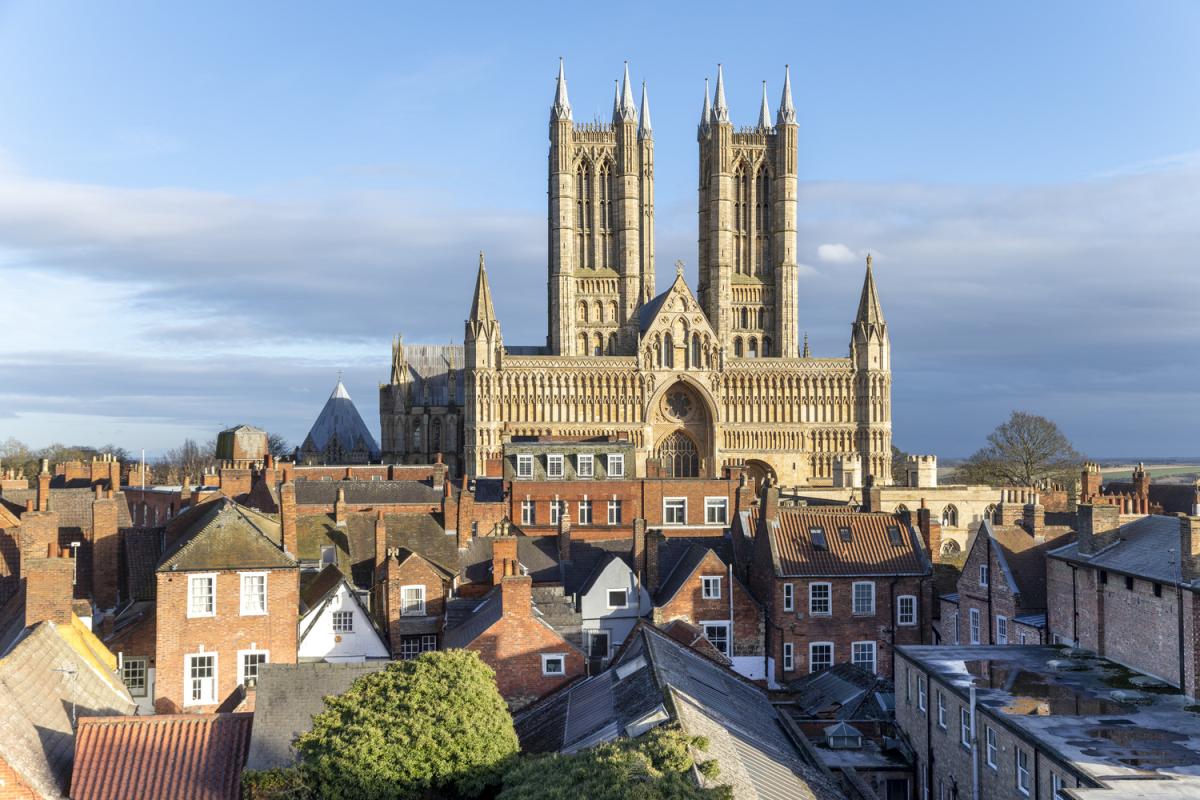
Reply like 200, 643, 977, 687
571, 547, 651, 665
298, 565, 390, 663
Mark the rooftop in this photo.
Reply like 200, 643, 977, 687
1050, 515, 1191, 586
752, 507, 931, 578
899, 644, 1200, 792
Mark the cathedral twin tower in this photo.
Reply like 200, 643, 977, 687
382, 60, 892, 487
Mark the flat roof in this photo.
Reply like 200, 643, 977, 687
897, 645, 1200, 794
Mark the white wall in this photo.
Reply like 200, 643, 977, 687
298, 582, 390, 662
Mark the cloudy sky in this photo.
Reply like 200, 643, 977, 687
1, 1, 1197, 458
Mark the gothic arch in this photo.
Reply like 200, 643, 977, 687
654, 430, 700, 478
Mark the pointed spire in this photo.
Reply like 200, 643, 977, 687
698, 78, 712, 136
802, 332, 810, 358
470, 251, 497, 322
619, 61, 637, 122
855, 253, 885, 326
777, 64, 797, 125
390, 334, 408, 385
331, 379, 351, 400
638, 81, 652, 139
757, 81, 771, 129
552, 57, 571, 121
713, 64, 729, 123
611, 79, 621, 123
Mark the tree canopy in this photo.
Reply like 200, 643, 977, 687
499, 727, 731, 800
294, 650, 519, 800
955, 411, 1082, 486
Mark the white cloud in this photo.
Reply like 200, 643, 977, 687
816, 242, 858, 263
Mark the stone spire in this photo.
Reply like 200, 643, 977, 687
470, 251, 497, 322
777, 64, 797, 125
638, 80, 652, 139
390, 334, 408, 385
611, 80, 621, 123
698, 78, 712, 137
713, 64, 730, 123
855, 253, 885, 327
618, 61, 637, 122
757, 80, 771, 128
552, 57, 571, 121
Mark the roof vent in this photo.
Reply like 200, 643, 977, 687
1109, 689, 1151, 705
824, 721, 864, 749
1046, 659, 1088, 672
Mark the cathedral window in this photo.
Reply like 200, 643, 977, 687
734, 167, 750, 275
740, 307, 748, 329
576, 164, 591, 269
578, 334, 587, 355
662, 334, 674, 369
691, 334, 701, 370
593, 333, 603, 356
734, 337, 743, 357
598, 163, 616, 269
762, 337, 771, 357
412, 421, 422, 450
578, 301, 588, 323
748, 338, 758, 358
430, 418, 441, 451
608, 301, 618, 322
757, 308, 765, 329
606, 333, 617, 354
755, 167, 771, 275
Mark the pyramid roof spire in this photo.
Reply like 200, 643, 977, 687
552, 57, 571, 121
778, 64, 797, 125
855, 253, 885, 326
757, 81, 771, 128
302, 379, 381, 461
619, 61, 637, 122
470, 251, 497, 322
638, 81, 653, 139
698, 78, 712, 137
713, 64, 730, 123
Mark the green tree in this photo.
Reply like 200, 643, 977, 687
956, 411, 1082, 486
295, 650, 518, 800
499, 727, 731, 800
890, 444, 910, 485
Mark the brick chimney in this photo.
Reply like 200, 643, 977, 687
432, 457, 448, 491
492, 536, 518, 585
260, 453, 277, 488
916, 502, 942, 560
861, 474, 881, 514
557, 514, 572, 563
334, 487, 347, 526
280, 482, 297, 558
762, 482, 780, 523
1180, 516, 1200, 582
37, 459, 50, 512
24, 544, 75, 628
91, 484, 120, 610
734, 471, 754, 516
996, 489, 1025, 526
1022, 498, 1045, 536
1080, 462, 1102, 502
19, 504, 59, 562
1076, 503, 1121, 555
456, 475, 475, 549
646, 528, 665, 593
180, 477, 192, 506
501, 574, 533, 618
374, 510, 388, 583
632, 518, 646, 580
107, 457, 121, 491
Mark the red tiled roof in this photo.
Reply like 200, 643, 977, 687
70, 713, 253, 800
753, 508, 930, 577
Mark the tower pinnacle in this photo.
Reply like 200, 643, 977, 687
552, 57, 571, 121
611, 80, 621, 122
619, 61, 637, 122
713, 64, 730, 123
639, 81, 652, 139
698, 78, 712, 137
470, 251, 497, 322
777, 64, 797, 125
855, 253, 885, 326
757, 80, 771, 128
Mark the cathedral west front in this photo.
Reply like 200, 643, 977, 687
380, 61, 892, 485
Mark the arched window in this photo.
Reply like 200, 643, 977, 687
734, 166, 749, 274
608, 301, 618, 322
984, 504, 997, 523
598, 162, 615, 269
578, 333, 588, 355
607, 333, 617, 354
662, 334, 674, 368
941, 540, 961, 556
691, 334, 701, 370
734, 337, 743, 357
655, 430, 700, 478
431, 418, 442, 451
576, 163, 591, 269
755, 167, 771, 275
412, 421, 422, 450
748, 338, 758, 358
762, 337, 771, 357
593, 333, 603, 356
942, 505, 959, 528
578, 301, 588, 323
757, 308, 765, 328
740, 308, 748, 329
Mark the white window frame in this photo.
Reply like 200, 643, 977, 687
960, 707, 971, 747
1016, 748, 1031, 795
969, 608, 981, 644
401, 584, 426, 616
897, 595, 917, 626
332, 609, 354, 633
399, 634, 438, 660
986, 726, 998, 769
980, 564, 989, 586
122, 656, 148, 697
783, 583, 794, 612
782, 642, 794, 671
237, 649, 269, 687
187, 574, 216, 618
183, 651, 217, 707
546, 454, 564, 479
1052, 773, 1065, 800
521, 498, 535, 526
701, 576, 721, 600
663, 497, 687, 525
937, 690, 946, 729
918, 674, 927, 711
576, 454, 594, 478
704, 497, 728, 525
578, 498, 592, 525
606, 453, 624, 477
809, 582, 832, 616
606, 588, 628, 609
852, 640, 877, 674
239, 572, 268, 616
549, 498, 563, 525
996, 615, 1009, 644
607, 498, 621, 525
516, 454, 534, 478
541, 653, 567, 676
852, 581, 876, 615
809, 641, 833, 673
701, 621, 731, 658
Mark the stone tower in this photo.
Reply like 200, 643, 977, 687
851, 254, 892, 483
697, 65, 800, 359
548, 60, 655, 356
464, 252, 502, 476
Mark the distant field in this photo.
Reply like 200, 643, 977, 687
1100, 464, 1200, 481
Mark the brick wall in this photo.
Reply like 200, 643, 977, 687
154, 566, 298, 714
381, 554, 448, 657
651, 549, 763, 657
91, 491, 120, 610
23, 551, 74, 628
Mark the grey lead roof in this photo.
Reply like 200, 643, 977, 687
1049, 515, 1187, 586
293, 480, 442, 506
301, 381, 381, 459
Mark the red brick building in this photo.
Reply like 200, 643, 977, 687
735, 487, 933, 683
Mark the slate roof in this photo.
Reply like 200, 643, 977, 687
0, 488, 133, 529
654, 535, 734, 603
0, 619, 136, 799
295, 511, 455, 589
300, 381, 381, 459
788, 663, 895, 722
293, 479, 442, 506
513, 623, 842, 800
400, 343, 465, 406
637, 287, 673, 332
71, 713, 253, 800
157, 498, 294, 572
1049, 515, 1187, 585
459, 535, 560, 585
753, 508, 931, 578
122, 528, 162, 602
442, 589, 504, 649
299, 563, 346, 611
245, 661, 389, 771
562, 538, 633, 596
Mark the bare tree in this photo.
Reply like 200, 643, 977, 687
956, 411, 1082, 486
155, 438, 217, 484
267, 432, 291, 459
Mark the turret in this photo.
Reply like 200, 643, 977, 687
465, 251, 500, 368
464, 252, 501, 478
851, 253, 889, 370
638, 79, 656, 303
851, 253, 892, 484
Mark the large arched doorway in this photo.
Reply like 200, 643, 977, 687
743, 459, 776, 490
655, 430, 700, 478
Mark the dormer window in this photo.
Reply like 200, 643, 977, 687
577, 454, 594, 478
546, 454, 564, 479
516, 455, 533, 479
810, 526, 827, 550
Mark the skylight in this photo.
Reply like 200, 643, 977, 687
810, 526, 827, 550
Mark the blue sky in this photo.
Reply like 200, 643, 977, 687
1, 1, 1197, 458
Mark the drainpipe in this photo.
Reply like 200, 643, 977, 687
1174, 547, 1185, 692
1070, 564, 1078, 645
970, 685, 979, 800
1033, 743, 1040, 800
728, 562, 735, 663
986, 535, 994, 644
888, 577, 898, 676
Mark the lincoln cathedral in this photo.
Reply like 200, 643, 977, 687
380, 61, 892, 485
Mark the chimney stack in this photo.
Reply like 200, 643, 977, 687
1180, 515, 1200, 582
334, 487, 347, 526
456, 475, 475, 550
862, 474, 882, 514
763, 481, 780, 522
24, 544, 75, 628
91, 483, 120, 610
280, 482, 297, 557
374, 510, 388, 583
500, 574, 533, 618
1076, 503, 1121, 555
632, 518, 646, 580
37, 459, 50, 512
646, 527, 664, 593
916, 503, 942, 560
1022, 499, 1045, 536
492, 536, 518, 585
557, 513, 572, 563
